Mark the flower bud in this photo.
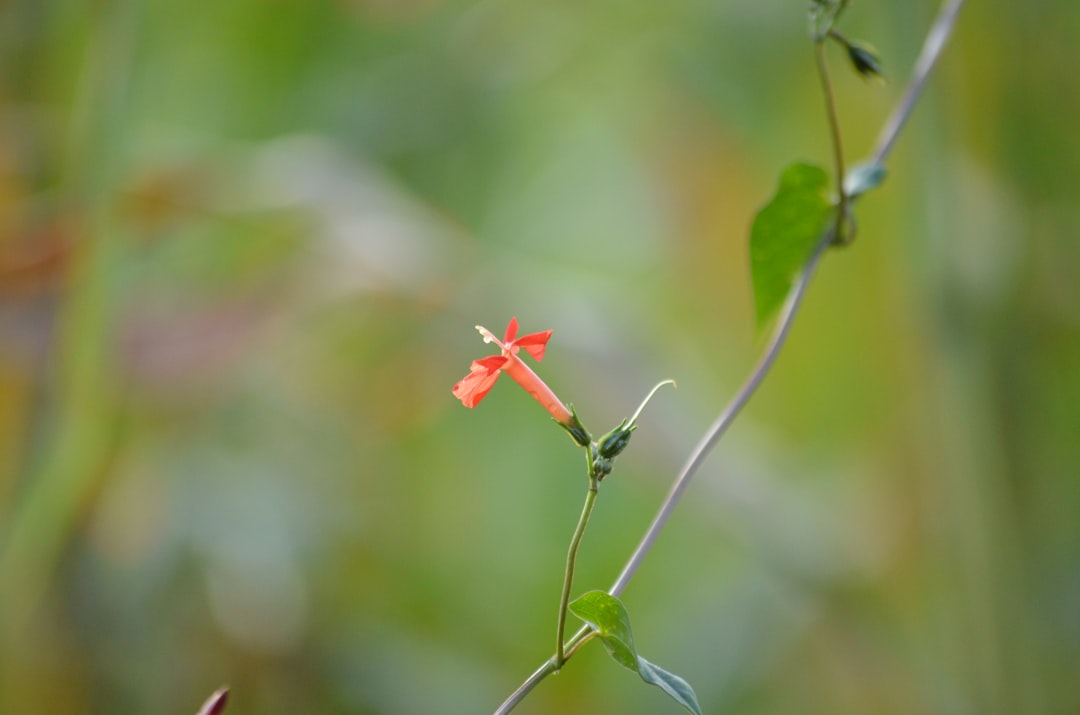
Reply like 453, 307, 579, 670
845, 41, 884, 80
597, 420, 636, 461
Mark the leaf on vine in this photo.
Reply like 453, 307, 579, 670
569, 591, 702, 715
568, 590, 637, 670
637, 658, 700, 714
749, 162, 833, 327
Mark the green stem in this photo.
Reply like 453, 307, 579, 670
494, 631, 599, 715
555, 473, 599, 668
814, 38, 850, 240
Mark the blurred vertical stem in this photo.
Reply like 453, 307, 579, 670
814, 38, 849, 236
0, 0, 140, 704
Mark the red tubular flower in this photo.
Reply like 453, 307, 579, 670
452, 317, 574, 426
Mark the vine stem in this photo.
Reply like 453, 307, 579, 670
555, 476, 599, 667
610, 231, 832, 597
814, 38, 848, 224
493, 0, 965, 710
494, 631, 598, 715
873, 0, 967, 166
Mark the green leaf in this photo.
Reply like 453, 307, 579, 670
749, 162, 833, 327
638, 658, 701, 715
568, 590, 637, 671
569, 591, 702, 715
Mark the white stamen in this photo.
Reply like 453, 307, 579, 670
476, 325, 501, 346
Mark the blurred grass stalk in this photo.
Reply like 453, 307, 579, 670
0, 0, 141, 708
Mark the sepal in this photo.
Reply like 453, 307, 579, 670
556, 404, 592, 447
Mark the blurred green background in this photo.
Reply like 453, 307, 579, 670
1, 0, 1078, 713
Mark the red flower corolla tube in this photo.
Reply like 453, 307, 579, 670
452, 317, 575, 426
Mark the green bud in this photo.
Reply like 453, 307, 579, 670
597, 420, 637, 461
593, 456, 614, 481
846, 41, 884, 80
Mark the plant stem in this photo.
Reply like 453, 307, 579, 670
814, 37, 849, 238
495, 659, 557, 715
872, 0, 967, 165
555, 474, 599, 667
611, 229, 833, 597
494, 631, 599, 715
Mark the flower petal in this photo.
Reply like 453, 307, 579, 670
512, 330, 552, 361
452, 357, 506, 408
503, 317, 519, 344
499, 351, 573, 425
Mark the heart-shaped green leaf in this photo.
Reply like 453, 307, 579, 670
749, 162, 834, 327
568, 590, 637, 671
569, 591, 702, 715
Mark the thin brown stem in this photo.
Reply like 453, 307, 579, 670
815, 38, 850, 243
815, 40, 846, 202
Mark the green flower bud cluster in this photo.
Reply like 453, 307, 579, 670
590, 419, 638, 482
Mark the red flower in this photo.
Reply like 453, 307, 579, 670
452, 317, 574, 425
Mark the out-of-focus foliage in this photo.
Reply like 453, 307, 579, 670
0, 1, 1077, 714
